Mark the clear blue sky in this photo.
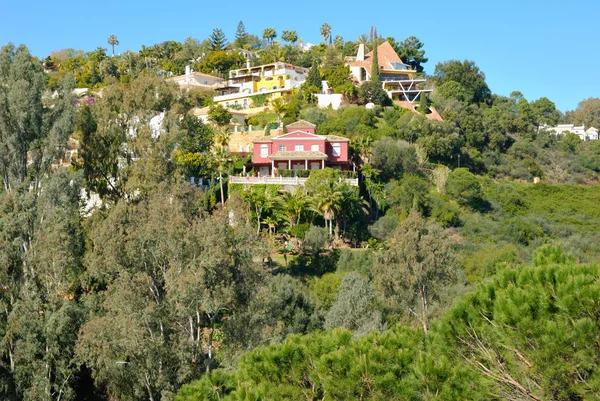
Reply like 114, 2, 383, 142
2, 0, 598, 112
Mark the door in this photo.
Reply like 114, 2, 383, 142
259, 166, 270, 177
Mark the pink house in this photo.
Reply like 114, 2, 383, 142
250, 120, 351, 177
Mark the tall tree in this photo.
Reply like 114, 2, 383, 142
564, 97, 600, 129
433, 60, 491, 104
107, 34, 119, 57
320, 23, 332, 44
370, 40, 380, 82
373, 213, 458, 334
396, 36, 428, 73
281, 30, 298, 45
262, 27, 277, 44
305, 59, 322, 91
208, 28, 227, 51
234, 21, 248, 48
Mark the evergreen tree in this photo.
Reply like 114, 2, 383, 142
234, 21, 248, 48
306, 60, 322, 91
418, 93, 428, 114
397, 36, 428, 73
208, 28, 227, 51
371, 40, 380, 82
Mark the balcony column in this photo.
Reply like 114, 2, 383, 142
305, 160, 308, 170
271, 160, 274, 177
321, 159, 325, 169
288, 160, 291, 169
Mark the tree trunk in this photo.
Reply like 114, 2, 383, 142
334, 218, 340, 241
219, 171, 225, 205
420, 285, 428, 335
206, 318, 214, 373
144, 374, 155, 401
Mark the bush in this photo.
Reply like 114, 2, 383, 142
336, 249, 376, 276
303, 225, 329, 252
290, 222, 310, 239
446, 168, 483, 209
368, 214, 399, 241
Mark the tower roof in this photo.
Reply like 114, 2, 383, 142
351, 41, 407, 75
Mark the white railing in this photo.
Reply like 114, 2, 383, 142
230, 176, 359, 186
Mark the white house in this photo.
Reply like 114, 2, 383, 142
166, 66, 225, 89
546, 124, 599, 141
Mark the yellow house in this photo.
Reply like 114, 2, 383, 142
213, 62, 308, 108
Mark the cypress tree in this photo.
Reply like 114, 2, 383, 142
371, 41, 380, 83
306, 60, 322, 91
418, 93, 428, 114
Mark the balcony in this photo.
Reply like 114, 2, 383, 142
230, 176, 358, 186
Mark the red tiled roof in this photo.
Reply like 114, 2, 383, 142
285, 120, 317, 129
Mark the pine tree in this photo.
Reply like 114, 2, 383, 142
371, 40, 380, 82
209, 28, 227, 51
234, 21, 248, 48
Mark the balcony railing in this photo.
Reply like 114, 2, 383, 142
230, 176, 359, 186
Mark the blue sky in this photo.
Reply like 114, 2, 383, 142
2, 0, 598, 112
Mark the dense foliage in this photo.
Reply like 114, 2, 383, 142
2, 23, 600, 401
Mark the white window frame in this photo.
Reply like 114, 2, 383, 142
294, 144, 304, 151
260, 145, 268, 158
311, 144, 319, 151
332, 143, 341, 156
278, 145, 286, 151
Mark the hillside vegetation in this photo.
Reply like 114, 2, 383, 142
2, 28, 600, 401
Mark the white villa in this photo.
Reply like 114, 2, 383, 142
546, 124, 599, 141
166, 66, 225, 89
213, 61, 308, 108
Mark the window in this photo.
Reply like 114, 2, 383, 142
332, 144, 341, 156
278, 162, 287, 170
278, 145, 286, 151
239, 145, 244, 152
311, 144, 319, 151
260, 145, 268, 158
294, 144, 304, 151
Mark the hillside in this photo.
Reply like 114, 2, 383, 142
2, 32, 600, 401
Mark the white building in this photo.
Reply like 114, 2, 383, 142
213, 61, 308, 108
166, 66, 225, 89
547, 124, 599, 141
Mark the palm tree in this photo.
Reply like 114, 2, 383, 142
261, 215, 279, 235
356, 34, 369, 49
262, 27, 277, 44
320, 23, 332, 45
120, 50, 137, 75
281, 30, 298, 45
107, 34, 119, 57
277, 187, 311, 228
312, 180, 344, 239
211, 146, 233, 206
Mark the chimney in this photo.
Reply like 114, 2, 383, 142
356, 44, 365, 61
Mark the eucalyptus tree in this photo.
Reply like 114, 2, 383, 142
0, 43, 80, 400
